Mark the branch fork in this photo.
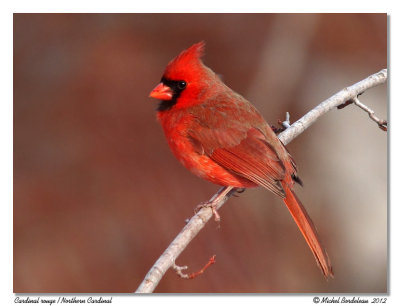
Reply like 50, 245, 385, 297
352, 97, 387, 131
337, 94, 387, 131
173, 255, 217, 279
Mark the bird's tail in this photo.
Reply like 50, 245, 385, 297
282, 182, 334, 278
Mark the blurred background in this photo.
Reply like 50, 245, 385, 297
13, 13, 387, 293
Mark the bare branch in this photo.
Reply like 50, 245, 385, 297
135, 186, 234, 293
352, 97, 387, 131
173, 255, 217, 279
279, 69, 387, 145
135, 68, 387, 293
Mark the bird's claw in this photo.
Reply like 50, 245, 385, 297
232, 188, 246, 197
195, 201, 221, 222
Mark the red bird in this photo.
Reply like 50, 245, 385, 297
149, 42, 333, 278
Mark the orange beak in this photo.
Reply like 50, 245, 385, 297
149, 83, 173, 100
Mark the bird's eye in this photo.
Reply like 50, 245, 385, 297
177, 81, 187, 90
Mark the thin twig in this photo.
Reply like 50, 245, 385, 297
135, 68, 387, 293
172, 263, 189, 279
173, 255, 217, 279
281, 112, 291, 129
352, 97, 387, 131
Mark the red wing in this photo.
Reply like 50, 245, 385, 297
186, 95, 288, 196
187, 93, 268, 152
210, 128, 286, 197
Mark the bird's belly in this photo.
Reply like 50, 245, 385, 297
167, 135, 257, 188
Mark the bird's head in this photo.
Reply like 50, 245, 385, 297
149, 41, 219, 111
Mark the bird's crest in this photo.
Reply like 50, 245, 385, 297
163, 41, 206, 80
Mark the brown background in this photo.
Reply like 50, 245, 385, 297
14, 13, 387, 293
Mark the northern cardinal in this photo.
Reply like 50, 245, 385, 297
149, 42, 333, 278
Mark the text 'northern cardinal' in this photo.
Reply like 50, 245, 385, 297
149, 41, 333, 278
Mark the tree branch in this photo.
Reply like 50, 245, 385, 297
135, 68, 387, 293
352, 96, 387, 131
279, 68, 387, 145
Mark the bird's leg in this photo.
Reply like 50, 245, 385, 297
195, 186, 235, 222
